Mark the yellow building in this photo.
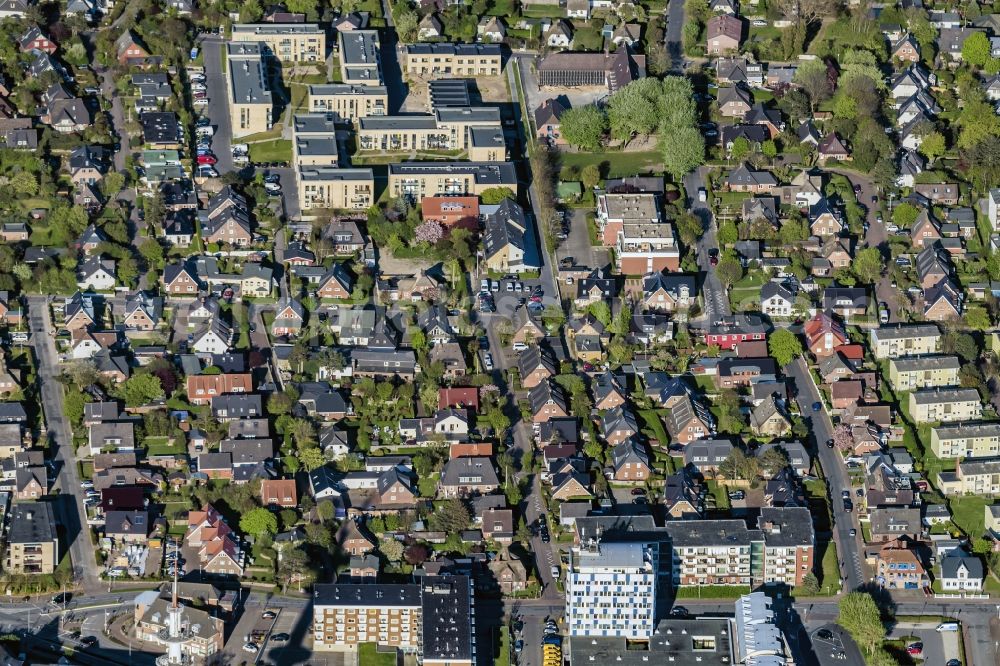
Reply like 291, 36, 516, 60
888, 355, 961, 391
231, 23, 326, 62
308, 83, 388, 122
298, 167, 375, 210
6, 502, 58, 574
908, 388, 982, 424
931, 422, 1000, 459
338, 30, 383, 86
292, 113, 339, 167
869, 324, 941, 359
387, 161, 516, 199
226, 42, 273, 138
404, 43, 502, 77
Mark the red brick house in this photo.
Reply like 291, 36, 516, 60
261, 479, 297, 508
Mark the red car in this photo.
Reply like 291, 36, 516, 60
906, 643, 922, 656
196, 154, 217, 165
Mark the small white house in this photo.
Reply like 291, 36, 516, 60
76, 257, 116, 291
939, 555, 984, 591
760, 282, 794, 318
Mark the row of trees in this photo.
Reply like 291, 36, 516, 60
558, 77, 706, 181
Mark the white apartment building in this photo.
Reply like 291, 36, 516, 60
870, 324, 941, 359
565, 540, 656, 639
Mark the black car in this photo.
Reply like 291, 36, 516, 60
80, 636, 98, 647
843, 499, 853, 512
826, 438, 834, 448
264, 173, 280, 184
52, 593, 71, 605
271, 633, 290, 642
670, 606, 689, 617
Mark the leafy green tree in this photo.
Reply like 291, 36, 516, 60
768, 329, 803, 367
299, 447, 325, 471
892, 202, 920, 229
240, 507, 278, 537
139, 238, 164, 267
115, 373, 163, 406
802, 572, 820, 595
837, 592, 885, 657
717, 220, 738, 246
102, 172, 126, 198
761, 140, 777, 160
580, 164, 601, 190
429, 498, 471, 532
852, 247, 883, 284
559, 105, 608, 151
730, 137, 751, 162
379, 537, 404, 562
480, 187, 515, 204
719, 448, 758, 480
10, 171, 37, 196
676, 212, 703, 247
661, 125, 705, 181
607, 78, 663, 143
588, 301, 612, 326
918, 131, 946, 162
962, 30, 991, 68
715, 254, 743, 288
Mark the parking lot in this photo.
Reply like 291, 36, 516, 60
887, 621, 961, 666
199, 38, 234, 176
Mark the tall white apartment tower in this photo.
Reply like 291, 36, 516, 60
565, 540, 657, 639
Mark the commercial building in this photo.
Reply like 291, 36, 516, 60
226, 42, 273, 138
134, 593, 225, 660
338, 30, 382, 86
537, 48, 645, 92
565, 540, 657, 638
387, 162, 516, 199
231, 23, 326, 62
870, 323, 941, 359
404, 43, 502, 77
931, 422, 1000, 459
888, 355, 960, 391
908, 388, 982, 423
357, 107, 502, 155
313, 576, 474, 664
731, 593, 792, 665
6, 501, 58, 574
292, 113, 340, 167
298, 167, 375, 210
308, 83, 388, 122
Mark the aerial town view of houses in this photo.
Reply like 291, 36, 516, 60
3, 0, 1000, 664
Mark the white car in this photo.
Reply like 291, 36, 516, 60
242, 643, 259, 653
752, 19, 767, 26
197, 166, 219, 178
193, 98, 208, 106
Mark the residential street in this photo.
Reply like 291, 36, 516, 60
663, 0, 685, 72
785, 356, 865, 592
27, 296, 101, 594
684, 166, 730, 325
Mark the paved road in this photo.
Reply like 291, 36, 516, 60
785, 356, 864, 592
200, 36, 235, 176
664, 0, 685, 72
28, 296, 101, 594
684, 166, 730, 325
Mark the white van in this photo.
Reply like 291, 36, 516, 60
936, 622, 959, 632
512, 342, 528, 353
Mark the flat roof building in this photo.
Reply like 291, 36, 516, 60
231, 23, 326, 62
338, 30, 382, 86
387, 161, 516, 199
308, 83, 388, 122
298, 167, 375, 210
226, 42, 273, 138
566, 540, 657, 639
404, 43, 502, 77
7, 501, 58, 574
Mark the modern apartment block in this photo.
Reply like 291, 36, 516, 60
908, 388, 982, 423
308, 83, 388, 122
358, 107, 503, 155
870, 323, 941, 359
665, 508, 814, 587
6, 502, 58, 574
931, 422, 1000, 458
888, 355, 961, 391
403, 43, 502, 77
292, 113, 340, 167
231, 23, 326, 62
939, 457, 1000, 496
387, 162, 517, 199
313, 576, 474, 665
226, 42, 273, 138
565, 540, 657, 639
616, 221, 680, 274
338, 30, 383, 86
297, 167, 375, 211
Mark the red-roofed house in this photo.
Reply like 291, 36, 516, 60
838, 344, 865, 361
450, 442, 494, 458
439, 387, 480, 410
260, 479, 297, 508
803, 312, 848, 357
185, 504, 245, 576
421, 196, 480, 232
831, 380, 863, 411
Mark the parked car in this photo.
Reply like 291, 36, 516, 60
196, 154, 217, 165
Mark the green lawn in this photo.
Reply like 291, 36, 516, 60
497, 626, 511, 666
359, 643, 397, 666
692, 374, 717, 394
559, 151, 662, 179
418, 473, 439, 498
573, 25, 605, 51
249, 139, 292, 163
675, 584, 751, 599
638, 409, 670, 447
704, 480, 732, 511
947, 496, 988, 540
145, 437, 184, 456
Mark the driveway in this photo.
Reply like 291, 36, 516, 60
555, 208, 607, 272
683, 166, 730, 325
